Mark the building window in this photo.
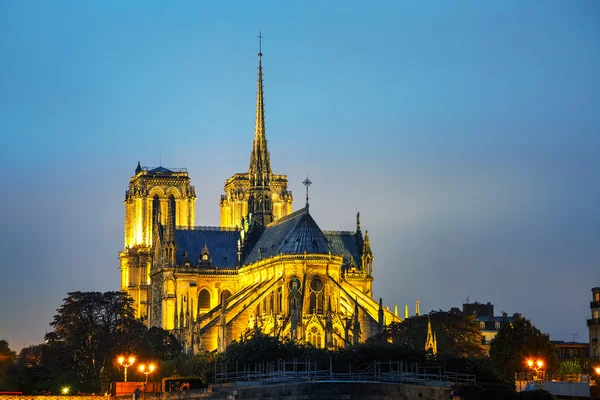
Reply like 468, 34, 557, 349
307, 325, 322, 348
309, 277, 325, 314
480, 322, 485, 329
596, 292, 599, 302
495, 322, 500, 330
198, 289, 210, 311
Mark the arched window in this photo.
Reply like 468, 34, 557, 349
288, 277, 301, 312
309, 293, 317, 313
152, 195, 160, 221
307, 326, 322, 348
198, 289, 210, 315
309, 277, 325, 314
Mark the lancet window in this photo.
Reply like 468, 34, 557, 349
198, 289, 210, 315
309, 277, 325, 314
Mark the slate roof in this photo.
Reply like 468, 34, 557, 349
149, 166, 173, 173
243, 208, 334, 265
324, 231, 363, 268
174, 228, 239, 268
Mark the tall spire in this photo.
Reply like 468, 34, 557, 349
247, 30, 274, 229
248, 29, 272, 188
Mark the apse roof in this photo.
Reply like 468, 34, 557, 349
243, 208, 334, 265
324, 231, 363, 268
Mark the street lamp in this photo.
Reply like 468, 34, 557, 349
139, 364, 156, 389
526, 359, 544, 381
118, 356, 136, 382
61, 386, 70, 395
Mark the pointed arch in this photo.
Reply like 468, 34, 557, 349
198, 289, 211, 315
165, 186, 183, 199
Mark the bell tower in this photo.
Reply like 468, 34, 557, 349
119, 163, 196, 321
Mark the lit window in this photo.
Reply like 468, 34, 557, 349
495, 322, 500, 329
480, 322, 485, 329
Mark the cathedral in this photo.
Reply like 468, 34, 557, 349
119, 44, 400, 353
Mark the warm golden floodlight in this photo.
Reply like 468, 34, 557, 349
595, 366, 600, 375
139, 363, 156, 386
536, 360, 543, 368
62, 387, 70, 395
117, 355, 136, 382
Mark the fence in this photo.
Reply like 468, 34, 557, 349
215, 360, 475, 387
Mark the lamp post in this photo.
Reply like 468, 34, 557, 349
139, 364, 155, 384
118, 356, 136, 382
139, 364, 155, 392
526, 359, 544, 382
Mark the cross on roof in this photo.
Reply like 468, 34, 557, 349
303, 176, 312, 210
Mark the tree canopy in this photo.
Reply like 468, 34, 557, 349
0, 340, 16, 390
41, 291, 180, 393
489, 315, 558, 378
375, 311, 484, 358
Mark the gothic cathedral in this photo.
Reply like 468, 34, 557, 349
119, 46, 400, 353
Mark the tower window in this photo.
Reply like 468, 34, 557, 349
198, 289, 210, 312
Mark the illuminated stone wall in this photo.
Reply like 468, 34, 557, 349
156, 252, 399, 353
120, 167, 196, 320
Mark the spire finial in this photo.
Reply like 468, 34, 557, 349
302, 175, 312, 211
258, 29, 263, 57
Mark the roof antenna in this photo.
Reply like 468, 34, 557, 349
160, 148, 162, 167
302, 175, 312, 213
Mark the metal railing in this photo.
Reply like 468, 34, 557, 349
215, 360, 475, 387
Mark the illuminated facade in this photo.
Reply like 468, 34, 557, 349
120, 47, 400, 352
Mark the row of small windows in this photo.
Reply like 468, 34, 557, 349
557, 348, 586, 358
480, 321, 501, 330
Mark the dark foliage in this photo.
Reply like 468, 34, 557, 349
0, 340, 16, 390
373, 310, 484, 358
489, 316, 558, 378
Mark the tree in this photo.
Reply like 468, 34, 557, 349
377, 311, 484, 358
44, 291, 148, 393
489, 316, 558, 379
138, 327, 181, 361
0, 340, 16, 390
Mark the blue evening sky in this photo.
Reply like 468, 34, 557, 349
1, 1, 599, 350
